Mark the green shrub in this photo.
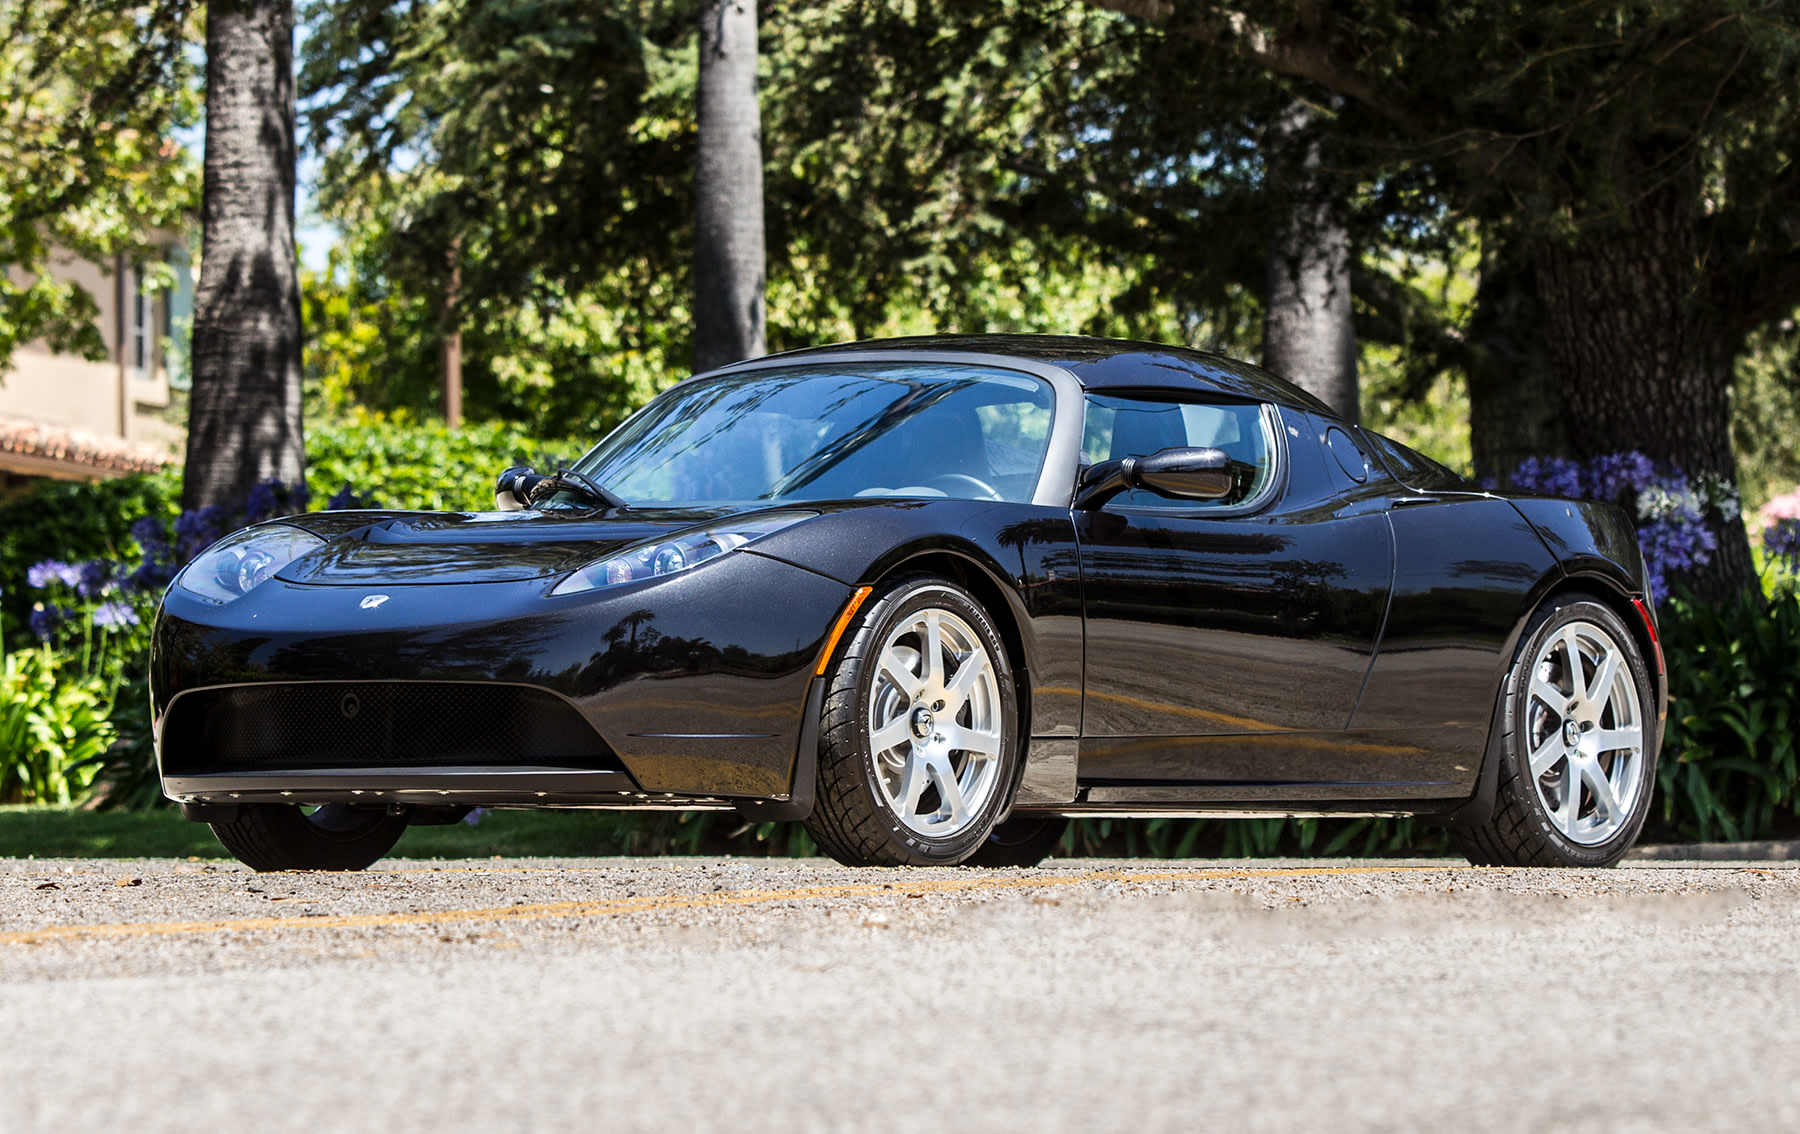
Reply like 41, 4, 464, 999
0, 470, 178, 652
306, 410, 584, 512
1655, 589, 1800, 841
0, 647, 113, 804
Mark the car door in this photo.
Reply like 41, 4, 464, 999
1075, 394, 1395, 794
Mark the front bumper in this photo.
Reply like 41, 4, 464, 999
152, 550, 853, 804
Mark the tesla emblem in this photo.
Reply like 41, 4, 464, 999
359, 594, 390, 610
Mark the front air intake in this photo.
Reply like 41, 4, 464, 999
159, 682, 622, 774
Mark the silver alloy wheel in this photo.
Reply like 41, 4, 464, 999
1524, 619, 1646, 846
867, 606, 1005, 838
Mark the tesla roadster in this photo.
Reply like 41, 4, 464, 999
151, 336, 1664, 871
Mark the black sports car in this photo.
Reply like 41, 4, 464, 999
152, 336, 1665, 871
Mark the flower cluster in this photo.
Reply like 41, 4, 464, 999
1508, 451, 1726, 604
22, 478, 310, 645
1765, 518, 1800, 576
25, 556, 140, 645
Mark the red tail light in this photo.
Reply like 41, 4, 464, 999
1631, 597, 1665, 676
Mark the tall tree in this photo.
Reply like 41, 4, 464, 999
183, 0, 304, 509
693, 0, 767, 372
1261, 99, 1356, 420
1086, 1, 1800, 599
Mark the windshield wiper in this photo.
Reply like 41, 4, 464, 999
537, 467, 628, 511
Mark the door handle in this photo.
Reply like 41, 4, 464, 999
1390, 496, 1441, 506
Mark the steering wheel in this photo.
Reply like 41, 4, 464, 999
927, 473, 1004, 501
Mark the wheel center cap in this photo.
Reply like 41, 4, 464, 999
1563, 719, 1581, 748
910, 706, 935, 740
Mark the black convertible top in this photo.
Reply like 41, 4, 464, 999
746, 334, 1336, 416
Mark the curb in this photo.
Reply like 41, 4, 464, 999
1626, 840, 1800, 862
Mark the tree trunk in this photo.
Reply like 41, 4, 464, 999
1535, 187, 1754, 599
693, 0, 766, 374
1262, 101, 1357, 422
1466, 233, 1568, 482
183, 0, 304, 512
442, 238, 463, 430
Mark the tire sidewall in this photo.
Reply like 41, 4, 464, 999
847, 578, 1020, 864
1502, 597, 1658, 867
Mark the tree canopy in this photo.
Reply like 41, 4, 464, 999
0, 0, 200, 370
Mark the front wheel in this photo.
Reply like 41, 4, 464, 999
805, 576, 1021, 867
1452, 594, 1657, 868
210, 803, 409, 872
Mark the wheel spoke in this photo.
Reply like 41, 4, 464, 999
922, 612, 945, 691
1561, 627, 1586, 699
1528, 733, 1566, 778
1587, 647, 1622, 712
870, 718, 913, 756
1593, 726, 1642, 755
1558, 763, 1583, 831
944, 723, 1002, 757
1582, 759, 1623, 822
926, 757, 970, 826
1530, 676, 1566, 712
943, 649, 990, 714
879, 648, 922, 701
892, 752, 927, 820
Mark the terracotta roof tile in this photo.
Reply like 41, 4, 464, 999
0, 415, 177, 477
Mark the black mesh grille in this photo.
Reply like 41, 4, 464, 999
161, 682, 621, 773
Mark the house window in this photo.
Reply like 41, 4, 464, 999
128, 274, 153, 375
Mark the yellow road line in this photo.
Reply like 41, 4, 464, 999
0, 864, 1465, 947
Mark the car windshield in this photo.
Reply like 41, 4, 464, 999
563, 362, 1056, 506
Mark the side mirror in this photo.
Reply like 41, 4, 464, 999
1074, 446, 1235, 510
495, 465, 545, 511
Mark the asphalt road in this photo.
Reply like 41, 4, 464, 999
2, 856, 1798, 1133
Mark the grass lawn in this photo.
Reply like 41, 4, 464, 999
0, 806, 670, 861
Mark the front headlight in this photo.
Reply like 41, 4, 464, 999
551, 511, 816, 596
176, 524, 325, 604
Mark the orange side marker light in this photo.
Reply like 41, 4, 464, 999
815, 585, 875, 676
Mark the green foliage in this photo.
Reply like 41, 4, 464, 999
0, 648, 114, 805
306, 411, 585, 512
1732, 316, 1800, 515
1656, 589, 1800, 843
0, 0, 201, 370
0, 470, 179, 652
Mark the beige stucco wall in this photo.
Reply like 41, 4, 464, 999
1, 248, 181, 458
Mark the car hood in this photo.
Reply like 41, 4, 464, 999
274, 508, 744, 586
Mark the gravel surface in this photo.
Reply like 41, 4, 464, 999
2, 855, 1797, 1132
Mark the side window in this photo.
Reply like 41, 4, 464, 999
1082, 393, 1275, 509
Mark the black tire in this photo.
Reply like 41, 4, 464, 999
211, 803, 409, 872
805, 575, 1022, 867
964, 815, 1068, 868
1452, 593, 1659, 868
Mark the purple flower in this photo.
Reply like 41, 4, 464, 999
92, 601, 140, 629
1584, 451, 1655, 502
130, 516, 168, 550
174, 505, 227, 559
75, 559, 114, 600
462, 807, 489, 826
1765, 518, 1800, 575
1511, 456, 1583, 498
28, 604, 63, 640
25, 560, 81, 590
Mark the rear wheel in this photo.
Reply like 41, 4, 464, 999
210, 803, 408, 872
965, 815, 1068, 867
1452, 594, 1657, 868
806, 576, 1020, 867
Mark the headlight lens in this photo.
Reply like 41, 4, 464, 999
551, 511, 815, 596
177, 524, 325, 604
